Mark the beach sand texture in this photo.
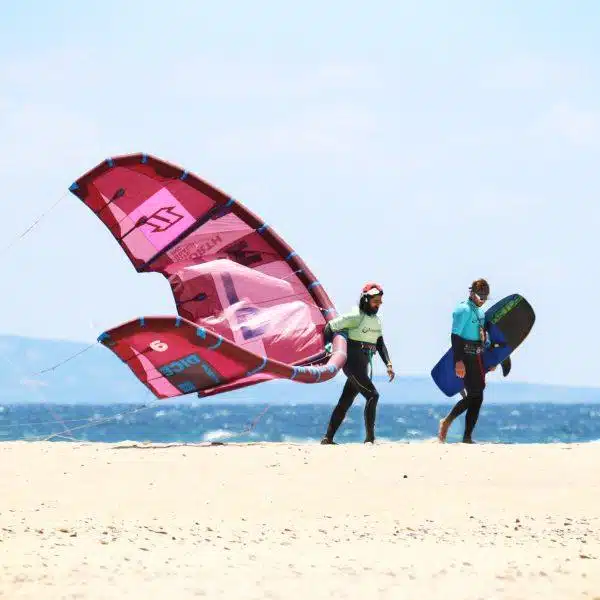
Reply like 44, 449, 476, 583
0, 440, 599, 599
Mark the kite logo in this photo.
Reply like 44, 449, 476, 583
141, 207, 184, 233
170, 234, 223, 262
158, 353, 202, 377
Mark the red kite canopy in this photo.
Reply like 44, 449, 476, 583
70, 153, 347, 398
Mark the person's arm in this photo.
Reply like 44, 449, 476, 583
451, 334, 464, 365
376, 336, 395, 381
323, 308, 361, 349
451, 305, 468, 365
376, 336, 390, 365
327, 308, 361, 332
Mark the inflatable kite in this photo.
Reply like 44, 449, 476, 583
69, 153, 347, 398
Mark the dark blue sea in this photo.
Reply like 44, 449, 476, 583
3, 337, 600, 444
2, 383, 600, 444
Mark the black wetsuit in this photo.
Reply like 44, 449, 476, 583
324, 328, 391, 443
448, 334, 486, 442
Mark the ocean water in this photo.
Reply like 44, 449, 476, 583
1, 401, 600, 445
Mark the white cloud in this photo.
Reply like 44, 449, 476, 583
533, 104, 600, 145
1, 47, 383, 103
156, 59, 384, 102
0, 51, 106, 180
212, 105, 379, 158
0, 48, 81, 90
0, 49, 385, 173
482, 56, 584, 91
0, 102, 103, 176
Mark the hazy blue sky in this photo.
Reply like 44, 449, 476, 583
1, 1, 598, 387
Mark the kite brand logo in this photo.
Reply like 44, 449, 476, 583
141, 206, 184, 233
170, 234, 223, 262
158, 353, 201, 377
490, 295, 523, 324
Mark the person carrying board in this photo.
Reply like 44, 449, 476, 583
438, 278, 497, 443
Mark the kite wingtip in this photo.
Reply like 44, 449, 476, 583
97, 331, 114, 346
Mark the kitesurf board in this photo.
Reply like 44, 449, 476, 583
430, 293, 535, 397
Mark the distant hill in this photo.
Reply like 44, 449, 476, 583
1, 334, 599, 405
0, 335, 144, 404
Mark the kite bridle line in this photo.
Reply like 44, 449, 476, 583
0, 347, 86, 441
0, 193, 67, 260
0, 191, 96, 437
40, 392, 160, 442
0, 189, 170, 441
0, 327, 164, 442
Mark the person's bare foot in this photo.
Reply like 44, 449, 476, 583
438, 418, 450, 442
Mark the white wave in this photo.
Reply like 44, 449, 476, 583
203, 429, 235, 441
280, 435, 316, 444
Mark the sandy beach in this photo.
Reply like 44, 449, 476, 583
0, 440, 598, 599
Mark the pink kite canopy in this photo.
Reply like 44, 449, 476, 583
69, 153, 347, 398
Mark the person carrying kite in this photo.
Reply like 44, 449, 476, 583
320, 282, 395, 445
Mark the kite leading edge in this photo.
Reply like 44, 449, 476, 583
69, 153, 347, 398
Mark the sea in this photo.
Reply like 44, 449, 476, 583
1, 378, 600, 445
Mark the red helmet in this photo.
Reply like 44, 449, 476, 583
361, 282, 383, 297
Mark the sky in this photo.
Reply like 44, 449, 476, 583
0, 1, 599, 387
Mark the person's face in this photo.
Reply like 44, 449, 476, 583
471, 290, 488, 307
369, 295, 383, 310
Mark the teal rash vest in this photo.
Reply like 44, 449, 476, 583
452, 299, 485, 342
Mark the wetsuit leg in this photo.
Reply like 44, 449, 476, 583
462, 353, 486, 442
347, 366, 379, 442
364, 394, 379, 443
446, 395, 469, 422
323, 343, 380, 442
324, 378, 359, 441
